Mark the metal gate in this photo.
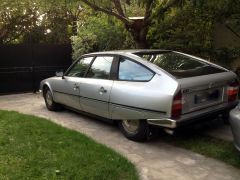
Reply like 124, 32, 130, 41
0, 44, 72, 94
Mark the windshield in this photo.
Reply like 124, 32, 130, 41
135, 52, 226, 79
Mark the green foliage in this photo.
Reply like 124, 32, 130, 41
71, 14, 134, 59
1, 0, 239, 68
211, 47, 240, 68
148, 0, 240, 68
0, 0, 85, 44
0, 0, 42, 43
149, 2, 213, 54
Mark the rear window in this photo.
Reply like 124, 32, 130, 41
135, 52, 226, 79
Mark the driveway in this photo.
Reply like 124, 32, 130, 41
0, 93, 240, 180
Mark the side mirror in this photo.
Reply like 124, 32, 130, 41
55, 71, 64, 77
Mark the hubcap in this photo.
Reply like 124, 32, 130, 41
122, 120, 140, 134
46, 90, 53, 106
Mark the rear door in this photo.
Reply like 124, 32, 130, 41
109, 56, 158, 120
79, 56, 114, 118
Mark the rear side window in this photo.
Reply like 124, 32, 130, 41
66, 57, 93, 77
118, 58, 154, 81
136, 52, 226, 78
86, 56, 114, 79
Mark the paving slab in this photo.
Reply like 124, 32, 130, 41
0, 93, 240, 180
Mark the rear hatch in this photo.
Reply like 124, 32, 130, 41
178, 72, 236, 114
135, 51, 238, 114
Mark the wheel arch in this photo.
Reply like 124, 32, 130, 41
42, 82, 56, 101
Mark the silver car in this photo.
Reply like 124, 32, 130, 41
40, 50, 239, 141
230, 103, 240, 151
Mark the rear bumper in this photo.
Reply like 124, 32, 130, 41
148, 102, 238, 128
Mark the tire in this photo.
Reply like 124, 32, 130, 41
43, 87, 62, 111
118, 120, 149, 142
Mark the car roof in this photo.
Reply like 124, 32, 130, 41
82, 49, 175, 78
80, 49, 229, 81
84, 49, 172, 56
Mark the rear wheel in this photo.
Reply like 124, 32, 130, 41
118, 120, 149, 142
43, 87, 62, 111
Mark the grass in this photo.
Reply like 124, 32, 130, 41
0, 110, 138, 180
161, 131, 240, 168
1, 109, 239, 179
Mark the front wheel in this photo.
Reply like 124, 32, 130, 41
118, 120, 149, 142
43, 88, 62, 111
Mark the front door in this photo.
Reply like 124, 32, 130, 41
53, 76, 82, 110
52, 57, 93, 110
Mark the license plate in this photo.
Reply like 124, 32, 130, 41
194, 89, 220, 104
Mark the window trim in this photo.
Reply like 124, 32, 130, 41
115, 55, 155, 82
64, 56, 96, 77
84, 55, 116, 80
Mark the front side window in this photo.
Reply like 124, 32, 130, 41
66, 57, 93, 77
86, 56, 114, 79
118, 58, 154, 81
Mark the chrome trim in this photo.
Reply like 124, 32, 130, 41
148, 102, 237, 129
147, 119, 177, 128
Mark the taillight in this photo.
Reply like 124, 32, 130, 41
227, 79, 239, 102
171, 91, 182, 119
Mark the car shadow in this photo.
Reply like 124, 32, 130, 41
149, 117, 229, 143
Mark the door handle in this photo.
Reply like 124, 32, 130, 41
73, 83, 79, 91
99, 87, 107, 94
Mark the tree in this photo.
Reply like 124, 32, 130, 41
0, 0, 41, 44
148, 0, 240, 68
0, 0, 86, 44
71, 14, 134, 59
148, 1, 213, 55
41, 0, 85, 36
79, 0, 182, 48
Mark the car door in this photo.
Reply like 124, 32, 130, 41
79, 56, 114, 118
53, 56, 93, 110
109, 56, 156, 120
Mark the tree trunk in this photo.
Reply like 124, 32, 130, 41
131, 27, 148, 49
127, 19, 149, 49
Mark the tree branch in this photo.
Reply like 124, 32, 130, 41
81, 0, 130, 25
113, 0, 125, 17
144, 0, 154, 23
